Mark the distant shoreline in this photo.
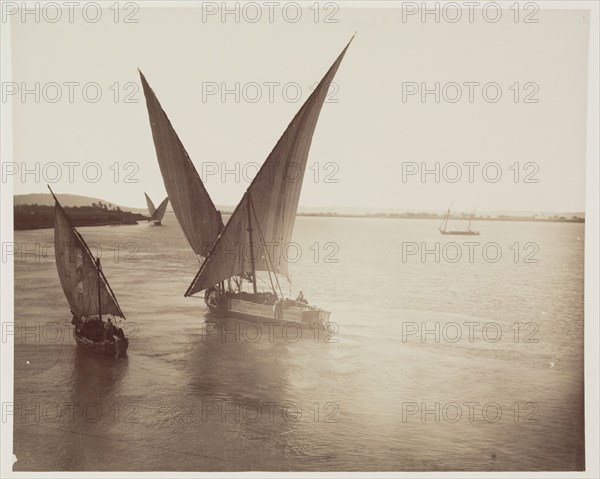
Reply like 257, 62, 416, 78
14, 203, 584, 231
14, 204, 150, 231
292, 213, 585, 223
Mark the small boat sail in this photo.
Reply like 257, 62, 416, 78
439, 206, 480, 236
50, 187, 129, 356
176, 38, 353, 329
145, 192, 169, 225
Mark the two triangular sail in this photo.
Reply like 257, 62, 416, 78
186, 38, 353, 296
139, 72, 223, 257
51, 189, 125, 319
150, 197, 169, 223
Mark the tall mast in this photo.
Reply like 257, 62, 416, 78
245, 193, 257, 294
96, 258, 102, 320
468, 207, 476, 230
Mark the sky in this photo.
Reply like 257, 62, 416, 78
6, 3, 590, 213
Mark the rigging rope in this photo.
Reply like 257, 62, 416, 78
249, 196, 284, 298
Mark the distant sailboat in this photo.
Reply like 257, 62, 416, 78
145, 192, 169, 225
439, 206, 480, 235
50, 186, 128, 356
140, 37, 353, 328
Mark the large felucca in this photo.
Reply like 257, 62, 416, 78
144, 192, 169, 225
50, 187, 129, 356
141, 37, 353, 328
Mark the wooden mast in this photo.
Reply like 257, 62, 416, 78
468, 207, 476, 231
96, 258, 102, 320
246, 193, 257, 294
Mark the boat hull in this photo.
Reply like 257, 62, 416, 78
74, 331, 129, 357
440, 230, 480, 235
207, 296, 330, 330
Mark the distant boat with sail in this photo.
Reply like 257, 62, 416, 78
50, 187, 129, 356
140, 37, 353, 329
439, 206, 480, 235
145, 192, 169, 225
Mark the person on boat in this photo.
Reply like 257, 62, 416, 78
71, 311, 83, 336
273, 299, 284, 320
296, 290, 308, 304
115, 327, 126, 341
104, 318, 116, 342
85, 318, 104, 342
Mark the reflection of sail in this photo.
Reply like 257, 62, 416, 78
150, 197, 169, 223
140, 71, 223, 256
145, 192, 156, 216
186, 38, 353, 295
52, 189, 124, 319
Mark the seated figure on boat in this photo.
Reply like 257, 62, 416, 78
104, 318, 117, 342
273, 299, 284, 320
205, 286, 221, 308
81, 318, 104, 342
71, 312, 84, 336
71, 313, 123, 343
223, 289, 277, 305
296, 290, 308, 304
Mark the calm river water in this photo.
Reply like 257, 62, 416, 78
13, 214, 584, 471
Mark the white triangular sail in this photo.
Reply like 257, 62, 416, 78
145, 192, 156, 216
140, 71, 223, 256
186, 38, 353, 296
51, 189, 125, 319
150, 197, 169, 223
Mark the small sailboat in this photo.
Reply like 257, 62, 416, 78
439, 206, 480, 235
49, 187, 129, 357
145, 192, 169, 225
140, 37, 353, 329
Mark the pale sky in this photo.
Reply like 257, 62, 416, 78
8, 4, 590, 212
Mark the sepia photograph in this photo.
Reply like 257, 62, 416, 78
0, 1, 598, 476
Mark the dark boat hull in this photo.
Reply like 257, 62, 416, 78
207, 295, 330, 330
74, 331, 129, 357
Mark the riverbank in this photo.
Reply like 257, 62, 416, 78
294, 212, 585, 223
15, 204, 150, 230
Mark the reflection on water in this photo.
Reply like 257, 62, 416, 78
13, 215, 585, 471
59, 350, 130, 469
